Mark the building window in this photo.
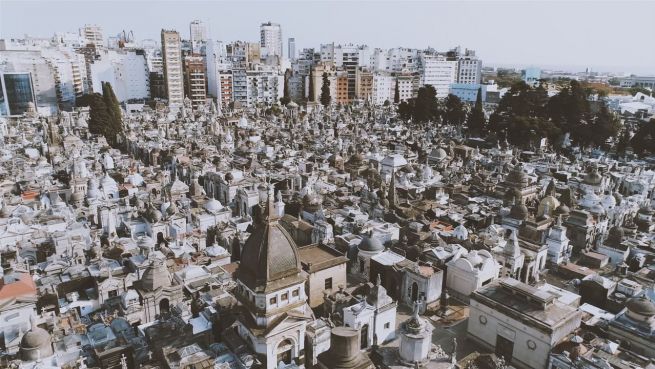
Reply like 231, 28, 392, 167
270, 296, 277, 305
325, 278, 333, 290
384, 322, 390, 329
108, 290, 118, 298
281, 292, 288, 301
292, 289, 299, 297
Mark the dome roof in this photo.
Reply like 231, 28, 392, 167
539, 195, 560, 216
238, 115, 249, 127
237, 204, 302, 291
555, 203, 570, 215
359, 236, 384, 252
583, 168, 602, 185
381, 154, 407, 167
433, 148, 448, 160
601, 193, 616, 210
140, 259, 172, 291
626, 296, 655, 317
128, 173, 144, 186
540, 194, 559, 208
71, 190, 84, 201
466, 250, 483, 266
100, 173, 118, 189
204, 198, 224, 213
137, 236, 155, 250
453, 224, 469, 240
182, 265, 208, 280
87, 177, 99, 199
509, 201, 529, 220
20, 326, 54, 361
506, 164, 529, 188
589, 204, 606, 216
605, 226, 624, 246
20, 326, 51, 350
580, 191, 601, 209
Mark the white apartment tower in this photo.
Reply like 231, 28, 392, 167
288, 38, 296, 60
161, 30, 184, 106
260, 22, 283, 58
189, 20, 208, 53
80, 24, 104, 47
457, 51, 482, 84
420, 54, 458, 98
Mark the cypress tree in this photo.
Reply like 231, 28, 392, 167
280, 69, 291, 106
320, 72, 331, 107
101, 82, 123, 146
467, 87, 486, 136
393, 79, 400, 104
83, 93, 111, 137
308, 67, 315, 102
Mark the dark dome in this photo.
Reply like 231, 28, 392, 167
555, 203, 570, 215
626, 296, 655, 317
605, 226, 624, 246
509, 202, 529, 220
238, 213, 302, 292
359, 236, 384, 252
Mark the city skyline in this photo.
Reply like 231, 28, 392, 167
1, 0, 654, 74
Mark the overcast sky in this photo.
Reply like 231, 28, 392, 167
1, 0, 654, 74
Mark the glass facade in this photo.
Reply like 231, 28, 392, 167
1, 73, 35, 116
0, 77, 6, 116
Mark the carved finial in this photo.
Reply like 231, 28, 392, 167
267, 184, 275, 220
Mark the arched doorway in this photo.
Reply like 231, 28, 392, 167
156, 232, 164, 249
411, 282, 419, 302
361, 324, 369, 349
276, 338, 294, 365
159, 298, 170, 315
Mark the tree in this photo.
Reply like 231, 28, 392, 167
393, 79, 400, 104
489, 81, 557, 147
616, 128, 631, 155
398, 100, 413, 121
629, 86, 652, 97
320, 72, 331, 107
101, 82, 123, 146
78, 93, 111, 137
443, 94, 466, 126
608, 77, 620, 86
308, 68, 315, 102
280, 69, 291, 106
588, 102, 620, 147
467, 88, 486, 136
412, 85, 440, 123
630, 118, 655, 156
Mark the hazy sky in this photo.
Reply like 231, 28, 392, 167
1, 0, 654, 74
